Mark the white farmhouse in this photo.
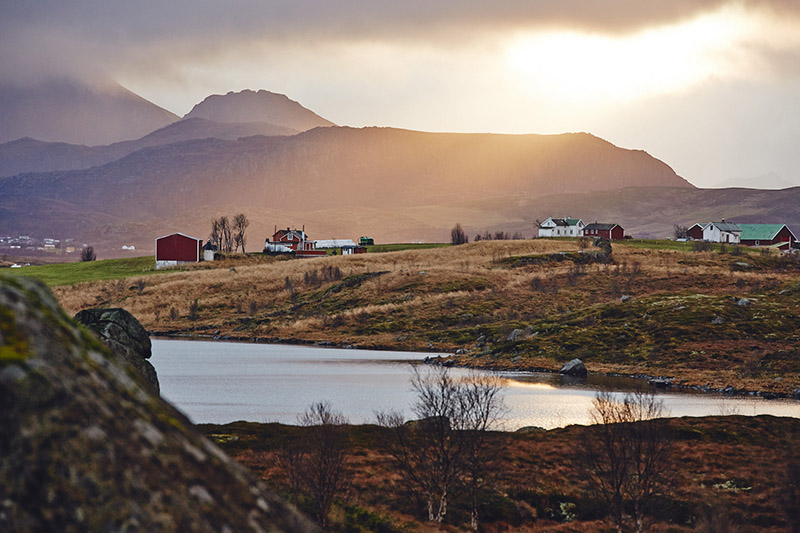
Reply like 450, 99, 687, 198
538, 217, 585, 238
702, 220, 741, 244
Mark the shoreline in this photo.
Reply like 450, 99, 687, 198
149, 330, 800, 402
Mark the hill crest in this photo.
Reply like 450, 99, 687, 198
184, 89, 335, 132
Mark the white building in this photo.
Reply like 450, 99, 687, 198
702, 221, 741, 244
538, 217, 585, 238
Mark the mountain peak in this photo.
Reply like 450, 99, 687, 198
184, 89, 335, 132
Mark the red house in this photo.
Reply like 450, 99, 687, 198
583, 222, 625, 240
264, 227, 326, 258
686, 223, 706, 240
155, 233, 202, 269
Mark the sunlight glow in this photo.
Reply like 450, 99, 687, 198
505, 6, 774, 103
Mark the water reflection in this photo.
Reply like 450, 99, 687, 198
150, 339, 799, 430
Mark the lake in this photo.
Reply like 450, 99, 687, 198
150, 338, 799, 430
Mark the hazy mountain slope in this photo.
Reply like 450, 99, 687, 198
0, 118, 301, 178
459, 186, 800, 239
184, 89, 335, 131
0, 126, 699, 253
0, 78, 178, 145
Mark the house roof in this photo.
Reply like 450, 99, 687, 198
315, 239, 357, 248
155, 232, 200, 242
584, 223, 620, 231
709, 221, 741, 232
739, 224, 794, 241
688, 223, 707, 230
544, 217, 582, 227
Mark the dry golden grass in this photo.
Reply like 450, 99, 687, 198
53, 240, 800, 394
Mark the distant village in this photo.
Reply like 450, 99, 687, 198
152, 217, 798, 269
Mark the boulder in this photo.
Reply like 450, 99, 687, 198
0, 277, 316, 532
560, 358, 588, 377
507, 328, 526, 342
74, 308, 159, 393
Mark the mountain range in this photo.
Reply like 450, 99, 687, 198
0, 80, 796, 257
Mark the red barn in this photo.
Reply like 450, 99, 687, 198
686, 223, 706, 240
155, 233, 202, 269
739, 224, 796, 249
583, 222, 625, 240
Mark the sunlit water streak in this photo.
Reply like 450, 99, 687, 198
151, 339, 799, 430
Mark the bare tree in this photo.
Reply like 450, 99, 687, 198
80, 246, 96, 262
233, 213, 250, 253
458, 371, 507, 530
209, 218, 221, 249
673, 224, 689, 240
218, 216, 233, 253
451, 223, 468, 245
298, 401, 350, 528
378, 366, 506, 527
578, 391, 673, 533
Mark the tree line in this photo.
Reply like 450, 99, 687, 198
209, 214, 250, 253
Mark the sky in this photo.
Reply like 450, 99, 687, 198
2, 0, 800, 188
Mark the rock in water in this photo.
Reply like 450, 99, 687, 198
560, 358, 588, 377
0, 277, 317, 532
74, 307, 159, 393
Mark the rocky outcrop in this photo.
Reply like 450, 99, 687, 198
74, 307, 159, 393
560, 358, 588, 378
0, 276, 317, 532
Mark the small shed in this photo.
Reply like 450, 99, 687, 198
202, 241, 218, 261
583, 223, 624, 240
155, 233, 202, 269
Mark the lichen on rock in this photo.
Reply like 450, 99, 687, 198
0, 276, 317, 532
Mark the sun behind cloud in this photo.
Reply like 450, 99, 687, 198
504, 4, 770, 104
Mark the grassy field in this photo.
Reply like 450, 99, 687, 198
204, 415, 800, 531
1, 256, 158, 287
365, 242, 450, 253
16, 238, 800, 394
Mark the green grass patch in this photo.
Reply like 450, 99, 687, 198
365, 242, 449, 253
2, 256, 158, 287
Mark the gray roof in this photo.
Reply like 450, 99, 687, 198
584, 222, 620, 231
710, 221, 741, 232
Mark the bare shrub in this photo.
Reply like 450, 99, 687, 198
169, 307, 178, 321
298, 401, 351, 528
80, 246, 96, 262
136, 279, 146, 296
377, 366, 506, 527
451, 223, 468, 245
577, 391, 674, 533
188, 299, 199, 321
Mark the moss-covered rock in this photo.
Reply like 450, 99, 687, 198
74, 307, 160, 393
0, 276, 317, 532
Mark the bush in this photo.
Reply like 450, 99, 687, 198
80, 246, 96, 262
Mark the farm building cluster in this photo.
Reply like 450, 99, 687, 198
537, 216, 797, 251
685, 221, 797, 249
538, 217, 626, 240
154, 228, 371, 268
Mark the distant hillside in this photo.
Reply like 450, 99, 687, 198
184, 89, 335, 131
711, 172, 797, 190
0, 126, 697, 253
0, 78, 178, 145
